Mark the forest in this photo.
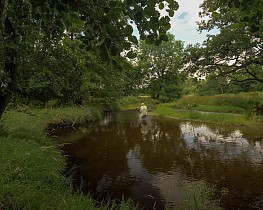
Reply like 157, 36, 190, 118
0, 0, 263, 209
1, 0, 262, 117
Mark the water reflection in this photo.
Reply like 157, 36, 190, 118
181, 122, 263, 165
55, 111, 263, 210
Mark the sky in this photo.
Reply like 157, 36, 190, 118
168, 0, 209, 45
131, 0, 218, 46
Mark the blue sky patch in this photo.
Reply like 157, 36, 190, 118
177, 12, 188, 20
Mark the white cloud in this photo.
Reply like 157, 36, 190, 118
169, 0, 218, 45
132, 0, 218, 45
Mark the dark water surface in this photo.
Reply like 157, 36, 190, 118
53, 110, 263, 209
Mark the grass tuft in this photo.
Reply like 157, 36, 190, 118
175, 180, 224, 210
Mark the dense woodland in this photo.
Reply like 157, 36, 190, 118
0, 0, 262, 117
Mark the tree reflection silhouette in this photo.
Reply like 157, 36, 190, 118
56, 111, 263, 210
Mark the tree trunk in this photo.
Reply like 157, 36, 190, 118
0, 17, 17, 119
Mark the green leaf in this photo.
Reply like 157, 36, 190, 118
123, 25, 133, 36
160, 34, 168, 41
144, 5, 155, 16
231, 23, 242, 29
145, 35, 155, 44
155, 39, 162, 46
211, 11, 219, 18
127, 51, 137, 59
149, 18, 158, 30
140, 34, 146, 40
128, 35, 138, 45
123, 41, 132, 50
167, 9, 174, 17
162, 22, 171, 31
167, 0, 179, 10
159, 16, 170, 25
135, 10, 143, 21
159, 2, 164, 10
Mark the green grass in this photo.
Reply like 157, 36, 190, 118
191, 105, 245, 114
173, 92, 263, 112
175, 180, 226, 210
150, 92, 263, 127
153, 106, 260, 127
0, 106, 138, 210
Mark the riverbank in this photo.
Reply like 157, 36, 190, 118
0, 106, 137, 210
151, 93, 263, 128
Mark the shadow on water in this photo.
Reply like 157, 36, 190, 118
52, 110, 263, 210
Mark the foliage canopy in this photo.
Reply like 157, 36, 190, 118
0, 0, 180, 118
184, 0, 263, 86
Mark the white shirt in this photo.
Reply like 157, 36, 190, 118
140, 105, 147, 116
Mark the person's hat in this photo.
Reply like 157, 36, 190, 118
141, 103, 144, 105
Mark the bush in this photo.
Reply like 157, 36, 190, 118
117, 96, 159, 110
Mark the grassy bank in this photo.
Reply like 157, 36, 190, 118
0, 106, 137, 210
117, 95, 159, 110
152, 93, 263, 128
172, 92, 263, 113
0, 105, 225, 210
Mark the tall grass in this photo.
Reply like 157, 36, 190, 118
0, 106, 138, 210
174, 92, 263, 113
175, 180, 226, 210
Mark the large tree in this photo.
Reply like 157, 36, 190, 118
0, 0, 179, 119
184, 0, 263, 85
137, 33, 185, 101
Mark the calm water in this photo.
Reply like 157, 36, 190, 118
53, 110, 263, 209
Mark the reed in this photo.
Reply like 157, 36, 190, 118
174, 180, 226, 210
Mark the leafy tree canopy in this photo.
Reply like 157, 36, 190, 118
137, 33, 185, 101
0, 0, 180, 118
185, 0, 263, 85
199, 0, 263, 38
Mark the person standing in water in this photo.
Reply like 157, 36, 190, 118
140, 103, 147, 118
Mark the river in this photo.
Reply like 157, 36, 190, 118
53, 110, 263, 209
